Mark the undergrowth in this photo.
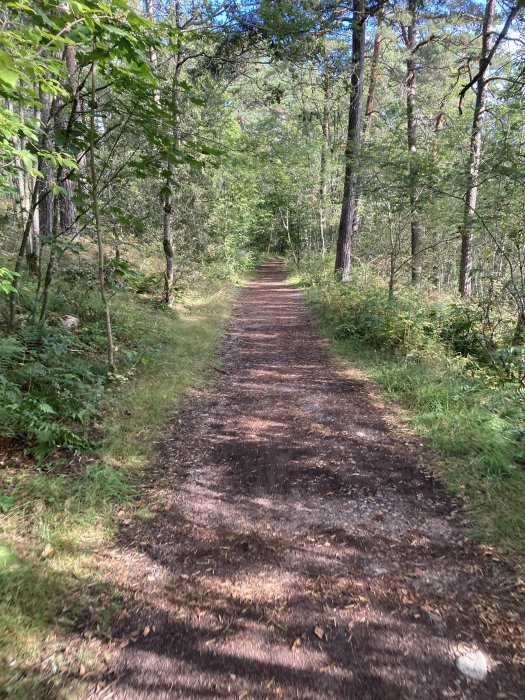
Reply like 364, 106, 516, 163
0, 254, 246, 698
294, 254, 525, 561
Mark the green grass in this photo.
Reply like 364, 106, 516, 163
0, 270, 242, 698
294, 257, 525, 564
101, 280, 240, 468
329, 337, 525, 559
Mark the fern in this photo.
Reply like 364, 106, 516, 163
0, 325, 104, 459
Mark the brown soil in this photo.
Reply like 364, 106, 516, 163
94, 261, 524, 699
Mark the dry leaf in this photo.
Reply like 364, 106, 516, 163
143, 626, 150, 637
41, 543, 54, 558
314, 626, 325, 640
291, 637, 302, 651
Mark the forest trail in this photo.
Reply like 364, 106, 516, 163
102, 261, 523, 699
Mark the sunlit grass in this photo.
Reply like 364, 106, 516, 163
101, 281, 239, 469
0, 272, 242, 697
297, 262, 525, 565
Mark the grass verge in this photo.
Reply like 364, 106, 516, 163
0, 273, 242, 699
293, 258, 525, 565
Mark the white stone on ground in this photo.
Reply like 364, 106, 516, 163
455, 649, 488, 681
60, 315, 80, 330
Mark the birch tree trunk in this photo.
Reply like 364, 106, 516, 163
334, 0, 366, 281
459, 0, 495, 298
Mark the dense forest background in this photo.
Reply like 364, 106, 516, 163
1, 1, 525, 695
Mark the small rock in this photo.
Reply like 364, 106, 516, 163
455, 649, 488, 681
60, 315, 80, 331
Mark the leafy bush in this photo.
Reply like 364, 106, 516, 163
0, 267, 18, 294
0, 325, 104, 459
298, 256, 497, 365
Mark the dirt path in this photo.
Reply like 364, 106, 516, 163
102, 261, 523, 699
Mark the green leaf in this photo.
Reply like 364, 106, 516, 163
0, 50, 18, 88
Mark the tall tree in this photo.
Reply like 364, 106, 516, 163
334, 0, 366, 280
319, 47, 330, 256
352, 3, 384, 240
459, 0, 520, 297
400, 0, 423, 284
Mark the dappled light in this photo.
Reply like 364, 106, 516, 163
2, 0, 525, 696
92, 263, 524, 699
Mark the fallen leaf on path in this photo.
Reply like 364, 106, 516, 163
143, 626, 150, 637
314, 626, 325, 640
291, 637, 302, 651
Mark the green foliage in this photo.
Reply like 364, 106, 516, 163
0, 268, 18, 295
101, 270, 241, 468
297, 256, 525, 557
8, 462, 135, 517
0, 325, 104, 459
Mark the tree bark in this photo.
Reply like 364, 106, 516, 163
9, 186, 40, 328
363, 9, 383, 135
459, 0, 495, 298
89, 61, 115, 371
319, 56, 329, 257
163, 60, 181, 306
405, 0, 422, 284
335, 0, 366, 281
352, 6, 384, 240
154, 0, 181, 306
513, 302, 525, 345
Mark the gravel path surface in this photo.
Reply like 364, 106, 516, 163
99, 261, 524, 699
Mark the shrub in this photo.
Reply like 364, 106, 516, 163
0, 325, 104, 459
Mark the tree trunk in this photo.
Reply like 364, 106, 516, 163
459, 0, 495, 298
405, 0, 422, 284
352, 6, 384, 239
160, 1, 182, 306
335, 0, 366, 281
143, 0, 175, 304
163, 61, 181, 306
27, 175, 40, 276
9, 187, 40, 328
89, 61, 115, 372
319, 61, 329, 257
513, 304, 525, 345
364, 9, 383, 135
39, 88, 54, 248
